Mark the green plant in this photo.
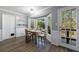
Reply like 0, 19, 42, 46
37, 20, 45, 29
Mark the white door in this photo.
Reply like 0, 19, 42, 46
59, 7, 77, 50
2, 13, 15, 40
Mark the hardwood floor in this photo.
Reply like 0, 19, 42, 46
0, 36, 76, 52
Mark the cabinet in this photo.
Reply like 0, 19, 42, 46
2, 13, 16, 40
16, 16, 26, 37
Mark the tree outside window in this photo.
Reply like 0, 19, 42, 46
37, 19, 45, 30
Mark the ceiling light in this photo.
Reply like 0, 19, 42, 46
29, 7, 36, 14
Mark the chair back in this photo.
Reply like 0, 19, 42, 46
25, 29, 32, 36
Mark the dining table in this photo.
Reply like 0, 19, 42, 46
25, 29, 42, 44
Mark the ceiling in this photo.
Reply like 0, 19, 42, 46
0, 6, 53, 18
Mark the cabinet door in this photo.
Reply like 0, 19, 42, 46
9, 14, 15, 38
15, 16, 26, 37
2, 13, 15, 40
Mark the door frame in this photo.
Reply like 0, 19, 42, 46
58, 6, 78, 51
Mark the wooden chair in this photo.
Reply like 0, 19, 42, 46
31, 31, 37, 44
38, 30, 46, 43
25, 29, 33, 43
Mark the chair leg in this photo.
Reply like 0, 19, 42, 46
32, 35, 35, 43
25, 36, 27, 42
41, 37, 42, 43
25, 36, 31, 43
35, 35, 37, 44
44, 37, 45, 44
31, 36, 33, 41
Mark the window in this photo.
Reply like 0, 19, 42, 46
47, 15, 52, 34
30, 19, 34, 29
60, 8, 77, 46
37, 19, 45, 30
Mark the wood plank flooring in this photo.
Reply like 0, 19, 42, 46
0, 36, 76, 52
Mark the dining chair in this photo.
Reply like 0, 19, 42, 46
38, 30, 46, 43
25, 29, 33, 43
31, 31, 37, 44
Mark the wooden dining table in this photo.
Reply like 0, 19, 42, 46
28, 30, 41, 35
25, 29, 42, 44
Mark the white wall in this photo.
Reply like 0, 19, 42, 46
50, 7, 61, 46
0, 30, 2, 41
0, 12, 2, 41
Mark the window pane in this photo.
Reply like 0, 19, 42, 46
60, 30, 66, 37
61, 11, 67, 29
71, 9, 76, 29
66, 10, 72, 29
48, 16, 51, 34
37, 19, 45, 29
30, 19, 34, 29
69, 31, 77, 39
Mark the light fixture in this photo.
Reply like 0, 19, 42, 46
29, 7, 36, 14
30, 8, 34, 11
22, 6, 38, 16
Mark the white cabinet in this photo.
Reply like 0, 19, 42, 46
16, 28, 25, 37
15, 16, 26, 37
2, 13, 15, 40
0, 10, 27, 41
